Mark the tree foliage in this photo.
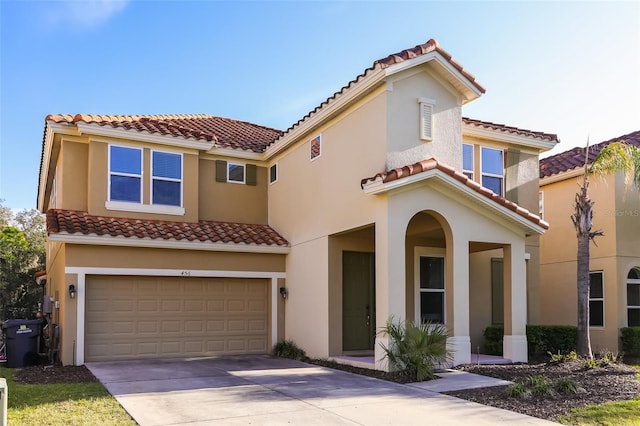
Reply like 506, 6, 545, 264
0, 199, 46, 320
572, 141, 640, 358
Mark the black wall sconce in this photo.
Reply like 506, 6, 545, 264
68, 284, 76, 299
279, 287, 288, 299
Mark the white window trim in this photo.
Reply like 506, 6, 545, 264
418, 97, 436, 142
269, 163, 278, 185
414, 247, 446, 325
151, 150, 183, 208
480, 146, 504, 196
627, 268, 640, 326
589, 271, 605, 329
227, 162, 246, 184
105, 200, 185, 215
462, 143, 474, 180
108, 145, 143, 204
310, 135, 322, 162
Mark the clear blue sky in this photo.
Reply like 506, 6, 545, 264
1, 1, 638, 210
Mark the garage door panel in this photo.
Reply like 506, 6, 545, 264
85, 276, 269, 362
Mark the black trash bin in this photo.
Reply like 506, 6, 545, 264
2, 319, 42, 368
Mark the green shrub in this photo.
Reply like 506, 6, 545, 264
549, 350, 578, 363
526, 325, 577, 356
272, 340, 306, 360
596, 349, 619, 366
379, 318, 452, 381
554, 378, 584, 395
582, 357, 598, 370
525, 375, 556, 397
620, 327, 640, 356
483, 325, 504, 355
483, 325, 578, 357
506, 383, 531, 399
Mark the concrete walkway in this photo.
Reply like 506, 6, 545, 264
87, 355, 557, 425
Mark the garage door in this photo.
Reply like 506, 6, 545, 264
85, 276, 269, 362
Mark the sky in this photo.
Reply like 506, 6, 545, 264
1, 0, 639, 210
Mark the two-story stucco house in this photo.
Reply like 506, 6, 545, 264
37, 39, 557, 369
539, 130, 640, 353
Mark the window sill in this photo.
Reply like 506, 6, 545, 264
105, 201, 185, 216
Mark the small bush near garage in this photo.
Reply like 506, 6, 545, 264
483, 325, 577, 357
272, 340, 307, 360
620, 327, 640, 356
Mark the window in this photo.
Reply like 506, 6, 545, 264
109, 145, 142, 203
418, 97, 435, 141
589, 272, 604, 327
462, 143, 474, 179
152, 151, 182, 207
481, 147, 504, 196
418, 256, 445, 324
627, 268, 640, 326
227, 162, 245, 183
269, 163, 278, 184
310, 135, 321, 160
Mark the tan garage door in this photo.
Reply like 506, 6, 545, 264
85, 276, 269, 362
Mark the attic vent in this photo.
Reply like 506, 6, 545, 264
418, 98, 435, 141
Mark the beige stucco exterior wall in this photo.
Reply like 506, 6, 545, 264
198, 158, 268, 224
65, 245, 285, 272
386, 67, 462, 170
59, 139, 89, 211
540, 172, 625, 351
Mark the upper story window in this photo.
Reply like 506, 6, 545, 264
227, 162, 245, 184
109, 146, 142, 203
589, 271, 604, 327
481, 147, 504, 196
269, 163, 278, 184
418, 97, 435, 141
627, 268, 640, 326
462, 143, 474, 180
152, 151, 182, 207
310, 135, 321, 161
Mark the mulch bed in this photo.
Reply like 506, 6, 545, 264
447, 360, 640, 421
12, 365, 98, 384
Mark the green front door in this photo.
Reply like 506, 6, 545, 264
342, 251, 376, 352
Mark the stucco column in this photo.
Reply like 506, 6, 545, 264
449, 233, 470, 365
374, 202, 406, 371
503, 242, 528, 362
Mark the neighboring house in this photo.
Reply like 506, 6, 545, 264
37, 39, 557, 369
539, 131, 640, 353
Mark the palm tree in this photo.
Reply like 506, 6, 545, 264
572, 141, 640, 358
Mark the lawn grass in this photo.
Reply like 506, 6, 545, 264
1, 367, 136, 426
558, 398, 640, 425
559, 364, 640, 426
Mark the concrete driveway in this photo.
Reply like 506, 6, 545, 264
87, 355, 556, 425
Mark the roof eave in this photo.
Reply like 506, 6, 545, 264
463, 123, 558, 152
47, 232, 290, 254
75, 122, 216, 151
362, 169, 547, 236
383, 52, 484, 104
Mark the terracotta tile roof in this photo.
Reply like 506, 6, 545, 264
540, 130, 640, 178
274, 39, 485, 144
361, 158, 548, 230
46, 114, 283, 153
463, 117, 559, 143
46, 209, 288, 247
